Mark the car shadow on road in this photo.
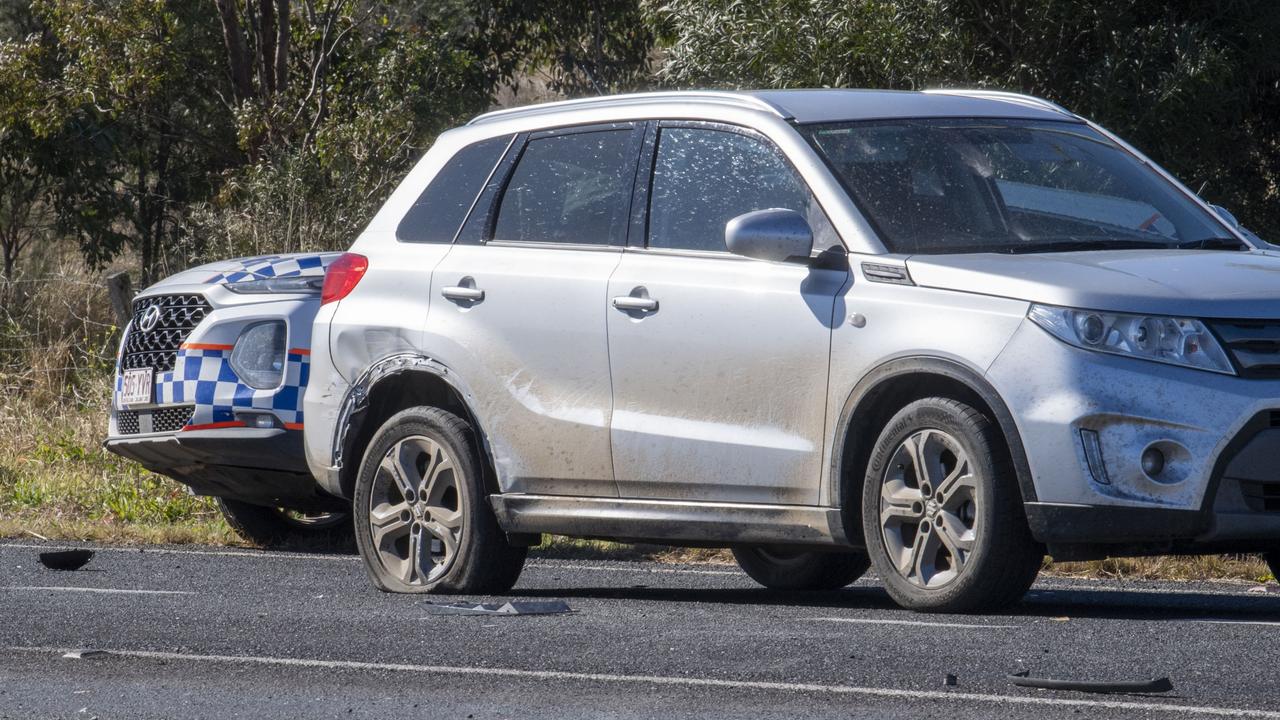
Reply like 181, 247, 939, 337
509, 582, 1280, 622
1018, 586, 1280, 622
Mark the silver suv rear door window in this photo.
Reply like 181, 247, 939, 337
492, 129, 635, 246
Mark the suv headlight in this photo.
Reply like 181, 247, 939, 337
1028, 304, 1234, 375
230, 321, 286, 389
225, 276, 323, 294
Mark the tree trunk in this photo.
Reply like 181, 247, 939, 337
258, 0, 277, 95
275, 0, 290, 93
2, 236, 14, 280
214, 0, 255, 103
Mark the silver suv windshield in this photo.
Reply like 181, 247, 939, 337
802, 118, 1243, 255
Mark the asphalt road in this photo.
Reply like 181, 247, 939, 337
2, 541, 1280, 719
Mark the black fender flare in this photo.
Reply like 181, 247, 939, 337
330, 353, 499, 497
828, 355, 1038, 540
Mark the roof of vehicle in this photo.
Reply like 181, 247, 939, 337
468, 88, 1079, 126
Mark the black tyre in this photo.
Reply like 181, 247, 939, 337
352, 406, 526, 594
216, 498, 353, 550
733, 545, 870, 590
1266, 551, 1280, 583
861, 397, 1042, 613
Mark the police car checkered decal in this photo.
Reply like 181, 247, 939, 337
204, 254, 331, 285
151, 347, 310, 428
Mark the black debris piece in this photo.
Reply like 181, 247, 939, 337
62, 649, 109, 660
39, 550, 94, 571
943, 674, 958, 687
1009, 671, 1173, 694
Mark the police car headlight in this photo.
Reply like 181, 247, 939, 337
230, 321, 286, 389
225, 276, 323, 294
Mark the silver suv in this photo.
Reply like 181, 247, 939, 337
305, 90, 1280, 612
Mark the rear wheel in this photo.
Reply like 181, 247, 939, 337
216, 498, 353, 550
1265, 551, 1280, 583
733, 545, 869, 590
861, 397, 1042, 613
352, 406, 526, 594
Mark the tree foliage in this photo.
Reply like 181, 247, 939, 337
649, 0, 1280, 239
3, 0, 1280, 281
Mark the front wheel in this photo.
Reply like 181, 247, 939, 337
861, 397, 1042, 613
352, 406, 526, 594
733, 545, 869, 590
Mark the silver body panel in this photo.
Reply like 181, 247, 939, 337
304, 89, 1280, 551
606, 251, 846, 505
427, 243, 622, 497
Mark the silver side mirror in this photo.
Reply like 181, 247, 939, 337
1211, 204, 1241, 229
725, 208, 813, 263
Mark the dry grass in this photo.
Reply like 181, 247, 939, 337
1046, 554, 1274, 584
0, 260, 238, 547
0, 375, 238, 546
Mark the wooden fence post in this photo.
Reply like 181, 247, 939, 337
105, 271, 133, 328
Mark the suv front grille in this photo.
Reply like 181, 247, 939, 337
121, 294, 211, 372
116, 410, 140, 435
1241, 481, 1280, 513
1208, 320, 1280, 379
115, 406, 194, 435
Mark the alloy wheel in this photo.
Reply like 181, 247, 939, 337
367, 435, 464, 586
878, 428, 979, 589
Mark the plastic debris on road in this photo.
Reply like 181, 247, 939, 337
62, 649, 109, 660
419, 600, 573, 616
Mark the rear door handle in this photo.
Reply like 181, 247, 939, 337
441, 286, 485, 302
612, 296, 658, 312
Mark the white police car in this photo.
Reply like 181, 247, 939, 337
106, 252, 351, 546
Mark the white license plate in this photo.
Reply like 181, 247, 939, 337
120, 368, 154, 406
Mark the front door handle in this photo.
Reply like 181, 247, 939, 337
612, 296, 658, 313
441, 285, 485, 302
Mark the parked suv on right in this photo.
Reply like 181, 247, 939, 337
305, 90, 1280, 612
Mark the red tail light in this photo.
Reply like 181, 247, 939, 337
321, 253, 368, 305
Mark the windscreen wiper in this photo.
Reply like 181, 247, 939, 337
1002, 239, 1172, 254
1173, 237, 1249, 251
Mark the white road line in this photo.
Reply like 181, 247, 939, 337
809, 617, 1018, 629
8, 646, 1277, 719
1194, 619, 1280, 628
1, 586, 194, 596
0, 542, 353, 562
0, 543, 739, 575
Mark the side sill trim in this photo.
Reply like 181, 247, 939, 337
490, 495, 851, 548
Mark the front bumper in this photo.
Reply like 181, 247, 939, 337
106, 284, 333, 508
106, 428, 342, 511
989, 320, 1280, 554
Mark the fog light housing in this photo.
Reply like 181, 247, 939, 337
1141, 447, 1166, 478
230, 321, 286, 389
235, 411, 281, 429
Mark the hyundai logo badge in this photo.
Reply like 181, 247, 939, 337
138, 305, 162, 332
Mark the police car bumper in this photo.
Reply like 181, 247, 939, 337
105, 427, 343, 511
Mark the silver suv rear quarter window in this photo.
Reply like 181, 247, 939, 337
397, 135, 512, 244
